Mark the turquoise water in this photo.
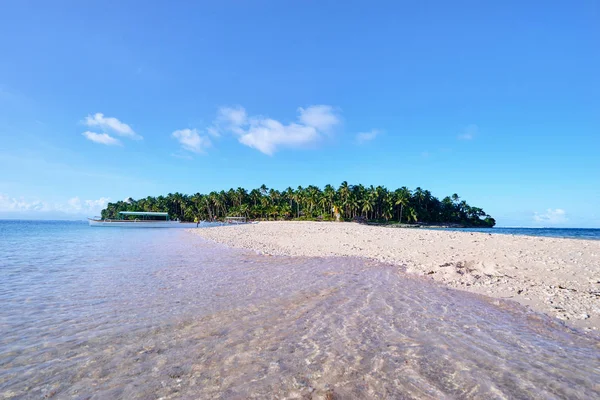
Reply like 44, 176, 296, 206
1, 220, 599, 399
435, 227, 600, 240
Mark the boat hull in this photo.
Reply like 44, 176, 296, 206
87, 219, 214, 228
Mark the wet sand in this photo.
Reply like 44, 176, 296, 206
190, 221, 600, 332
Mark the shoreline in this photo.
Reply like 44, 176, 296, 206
190, 221, 600, 333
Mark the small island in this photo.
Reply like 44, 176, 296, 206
101, 181, 496, 227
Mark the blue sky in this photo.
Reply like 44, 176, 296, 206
0, 1, 598, 227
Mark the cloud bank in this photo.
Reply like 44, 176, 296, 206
0, 193, 110, 216
533, 208, 568, 225
65, 196, 111, 213
0, 194, 47, 212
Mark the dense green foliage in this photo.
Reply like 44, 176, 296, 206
101, 182, 496, 227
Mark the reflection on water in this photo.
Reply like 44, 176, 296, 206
0, 222, 599, 399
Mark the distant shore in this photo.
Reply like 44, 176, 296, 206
190, 221, 600, 332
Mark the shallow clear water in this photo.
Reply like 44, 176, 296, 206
433, 227, 600, 240
1, 220, 599, 399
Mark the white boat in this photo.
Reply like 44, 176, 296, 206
88, 211, 219, 228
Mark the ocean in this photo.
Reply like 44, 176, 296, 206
1, 220, 599, 398
435, 226, 600, 240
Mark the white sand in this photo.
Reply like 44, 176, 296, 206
190, 221, 600, 332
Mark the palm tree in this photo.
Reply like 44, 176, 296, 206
414, 187, 425, 207
407, 207, 418, 223
323, 184, 336, 217
268, 188, 280, 208
441, 196, 454, 221
239, 204, 249, 219
237, 187, 248, 205
347, 195, 360, 218
284, 187, 294, 211
259, 184, 268, 196
338, 181, 350, 216
293, 186, 303, 218
260, 195, 270, 219
250, 189, 261, 207
383, 204, 393, 221
423, 189, 433, 217
318, 194, 328, 216
374, 185, 387, 219
280, 203, 292, 219
100, 182, 494, 227
362, 197, 374, 219
395, 187, 410, 223
204, 195, 213, 220
171, 192, 185, 220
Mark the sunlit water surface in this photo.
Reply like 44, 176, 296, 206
1, 221, 599, 399
432, 227, 600, 240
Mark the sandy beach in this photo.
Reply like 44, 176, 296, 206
191, 221, 600, 332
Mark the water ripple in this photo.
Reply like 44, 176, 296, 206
0, 221, 599, 399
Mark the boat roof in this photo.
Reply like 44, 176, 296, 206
119, 211, 169, 216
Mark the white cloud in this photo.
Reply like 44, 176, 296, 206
85, 197, 110, 210
214, 106, 247, 135
214, 105, 341, 155
204, 106, 247, 138
297, 105, 339, 133
82, 131, 121, 146
239, 120, 319, 155
533, 208, 568, 225
172, 128, 212, 154
84, 113, 141, 139
355, 129, 380, 144
458, 124, 478, 140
